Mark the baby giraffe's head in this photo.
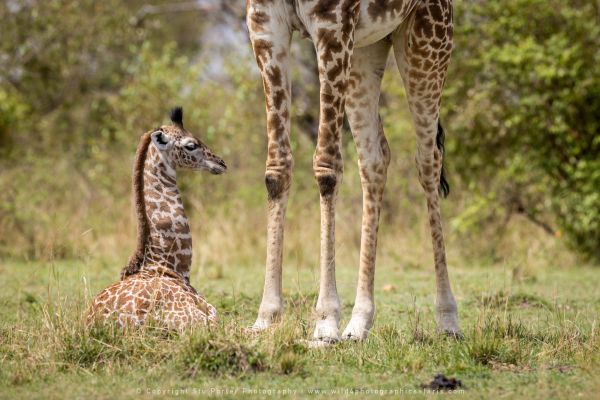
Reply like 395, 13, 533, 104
150, 107, 227, 174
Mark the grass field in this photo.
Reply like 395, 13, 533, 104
1, 257, 599, 399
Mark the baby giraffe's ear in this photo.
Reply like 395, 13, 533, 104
150, 130, 170, 150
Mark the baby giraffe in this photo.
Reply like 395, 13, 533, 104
87, 107, 227, 330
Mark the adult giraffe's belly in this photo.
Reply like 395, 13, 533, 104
354, 0, 420, 48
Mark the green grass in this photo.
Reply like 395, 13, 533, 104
1, 259, 599, 399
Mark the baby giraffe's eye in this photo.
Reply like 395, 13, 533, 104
185, 143, 198, 151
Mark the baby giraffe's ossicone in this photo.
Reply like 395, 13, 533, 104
87, 107, 226, 330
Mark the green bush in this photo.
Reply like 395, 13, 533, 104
447, 0, 600, 260
0, 0, 597, 265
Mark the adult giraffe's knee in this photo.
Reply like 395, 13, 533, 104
265, 160, 293, 201
314, 158, 343, 199
316, 174, 337, 197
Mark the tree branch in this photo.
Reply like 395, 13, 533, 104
133, 1, 219, 26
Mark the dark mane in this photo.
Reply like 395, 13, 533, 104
120, 131, 153, 279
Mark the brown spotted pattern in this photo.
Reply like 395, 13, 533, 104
87, 265, 217, 330
247, 0, 460, 342
343, 38, 392, 339
122, 122, 227, 281
246, 0, 295, 329
391, 0, 459, 335
88, 110, 226, 330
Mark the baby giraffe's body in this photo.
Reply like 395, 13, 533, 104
87, 108, 226, 330
88, 265, 217, 329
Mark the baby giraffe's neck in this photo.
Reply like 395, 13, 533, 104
141, 144, 192, 280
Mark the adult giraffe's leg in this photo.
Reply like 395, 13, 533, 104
247, 3, 293, 331
392, 0, 461, 335
310, 1, 361, 343
341, 39, 391, 341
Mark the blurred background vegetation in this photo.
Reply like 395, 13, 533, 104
0, 0, 598, 272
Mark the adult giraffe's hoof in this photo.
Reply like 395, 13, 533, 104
436, 306, 461, 339
306, 337, 339, 349
313, 318, 340, 344
244, 316, 276, 335
341, 333, 362, 342
249, 302, 283, 334
440, 329, 464, 340
341, 315, 372, 341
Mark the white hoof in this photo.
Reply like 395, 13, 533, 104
305, 338, 338, 349
244, 319, 271, 335
313, 318, 340, 343
342, 316, 372, 341
437, 310, 461, 338
250, 302, 283, 333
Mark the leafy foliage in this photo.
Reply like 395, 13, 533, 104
447, 0, 600, 260
0, 0, 597, 264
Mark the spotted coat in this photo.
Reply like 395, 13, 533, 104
88, 108, 226, 330
247, 0, 461, 342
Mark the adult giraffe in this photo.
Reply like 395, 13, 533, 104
246, 0, 460, 343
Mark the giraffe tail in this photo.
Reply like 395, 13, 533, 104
437, 120, 450, 198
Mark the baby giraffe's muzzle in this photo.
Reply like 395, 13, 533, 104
206, 156, 227, 175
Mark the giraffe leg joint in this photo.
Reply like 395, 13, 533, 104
314, 162, 342, 197
264, 163, 292, 200
316, 174, 337, 197
265, 174, 287, 200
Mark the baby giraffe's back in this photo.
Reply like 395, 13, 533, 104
87, 265, 217, 330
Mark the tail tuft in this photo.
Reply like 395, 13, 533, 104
437, 121, 450, 198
